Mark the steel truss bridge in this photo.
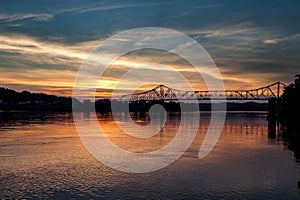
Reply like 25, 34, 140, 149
119, 82, 286, 102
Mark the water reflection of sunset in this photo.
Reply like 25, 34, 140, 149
97, 112, 179, 153
1, 111, 299, 198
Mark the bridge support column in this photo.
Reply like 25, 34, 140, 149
267, 97, 280, 138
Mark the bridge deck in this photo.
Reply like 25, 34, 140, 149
117, 82, 286, 101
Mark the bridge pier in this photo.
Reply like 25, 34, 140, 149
267, 97, 281, 138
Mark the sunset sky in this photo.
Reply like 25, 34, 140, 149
0, 0, 299, 98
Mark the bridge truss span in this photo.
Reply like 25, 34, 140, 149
118, 82, 286, 102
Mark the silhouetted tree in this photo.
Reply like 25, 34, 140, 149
0, 87, 78, 111
280, 74, 300, 130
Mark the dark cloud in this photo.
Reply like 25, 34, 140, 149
0, 0, 299, 95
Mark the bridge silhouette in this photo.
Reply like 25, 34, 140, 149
119, 82, 286, 102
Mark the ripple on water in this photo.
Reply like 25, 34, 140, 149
0, 112, 300, 199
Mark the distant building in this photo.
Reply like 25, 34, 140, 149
18, 100, 31, 105
35, 100, 43, 104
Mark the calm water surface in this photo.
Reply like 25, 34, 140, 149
0, 111, 299, 199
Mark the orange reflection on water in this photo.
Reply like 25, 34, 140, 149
96, 112, 212, 154
1, 111, 299, 199
97, 112, 180, 153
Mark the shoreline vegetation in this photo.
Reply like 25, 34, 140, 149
278, 75, 300, 159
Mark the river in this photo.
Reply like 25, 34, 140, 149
0, 111, 299, 199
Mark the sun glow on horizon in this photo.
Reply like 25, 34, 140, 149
0, 34, 288, 99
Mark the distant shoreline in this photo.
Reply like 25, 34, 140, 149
0, 101, 268, 112
0, 86, 269, 113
